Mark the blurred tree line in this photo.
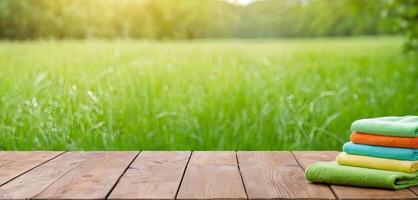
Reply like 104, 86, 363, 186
0, 0, 416, 47
384, 0, 417, 53
0, 0, 236, 39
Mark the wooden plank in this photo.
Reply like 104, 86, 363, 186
0, 152, 94, 199
34, 151, 138, 200
410, 187, 418, 195
176, 151, 247, 200
237, 151, 335, 200
108, 151, 191, 200
291, 151, 338, 169
0, 151, 63, 186
293, 151, 417, 200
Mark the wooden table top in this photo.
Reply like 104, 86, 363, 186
0, 151, 416, 200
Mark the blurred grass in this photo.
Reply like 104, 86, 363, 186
0, 36, 416, 150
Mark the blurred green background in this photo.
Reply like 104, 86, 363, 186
0, 0, 417, 150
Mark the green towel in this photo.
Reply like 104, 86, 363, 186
305, 162, 418, 189
351, 116, 418, 137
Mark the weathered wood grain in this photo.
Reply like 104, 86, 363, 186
108, 151, 191, 200
34, 151, 138, 200
409, 186, 418, 195
0, 151, 414, 200
176, 151, 247, 200
293, 151, 417, 200
0, 152, 94, 199
238, 151, 335, 200
292, 151, 338, 169
0, 151, 63, 186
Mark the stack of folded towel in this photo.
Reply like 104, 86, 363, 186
305, 116, 418, 189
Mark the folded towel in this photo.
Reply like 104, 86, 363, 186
351, 116, 418, 137
305, 162, 418, 189
351, 132, 418, 148
337, 152, 418, 173
343, 142, 418, 161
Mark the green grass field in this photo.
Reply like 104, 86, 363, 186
0, 36, 416, 150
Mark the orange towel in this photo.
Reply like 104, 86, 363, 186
351, 132, 418, 148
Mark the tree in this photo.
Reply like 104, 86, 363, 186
385, 0, 418, 54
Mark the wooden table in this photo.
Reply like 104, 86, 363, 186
0, 151, 416, 200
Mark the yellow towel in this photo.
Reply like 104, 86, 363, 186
336, 152, 418, 173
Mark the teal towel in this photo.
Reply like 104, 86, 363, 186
351, 116, 418, 137
343, 142, 418, 161
305, 162, 418, 189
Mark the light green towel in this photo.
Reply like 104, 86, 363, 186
305, 162, 418, 189
351, 116, 418, 137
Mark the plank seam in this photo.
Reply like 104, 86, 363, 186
409, 188, 418, 196
31, 152, 90, 199
290, 151, 339, 200
0, 151, 66, 187
235, 151, 249, 200
104, 151, 141, 200
175, 151, 193, 200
